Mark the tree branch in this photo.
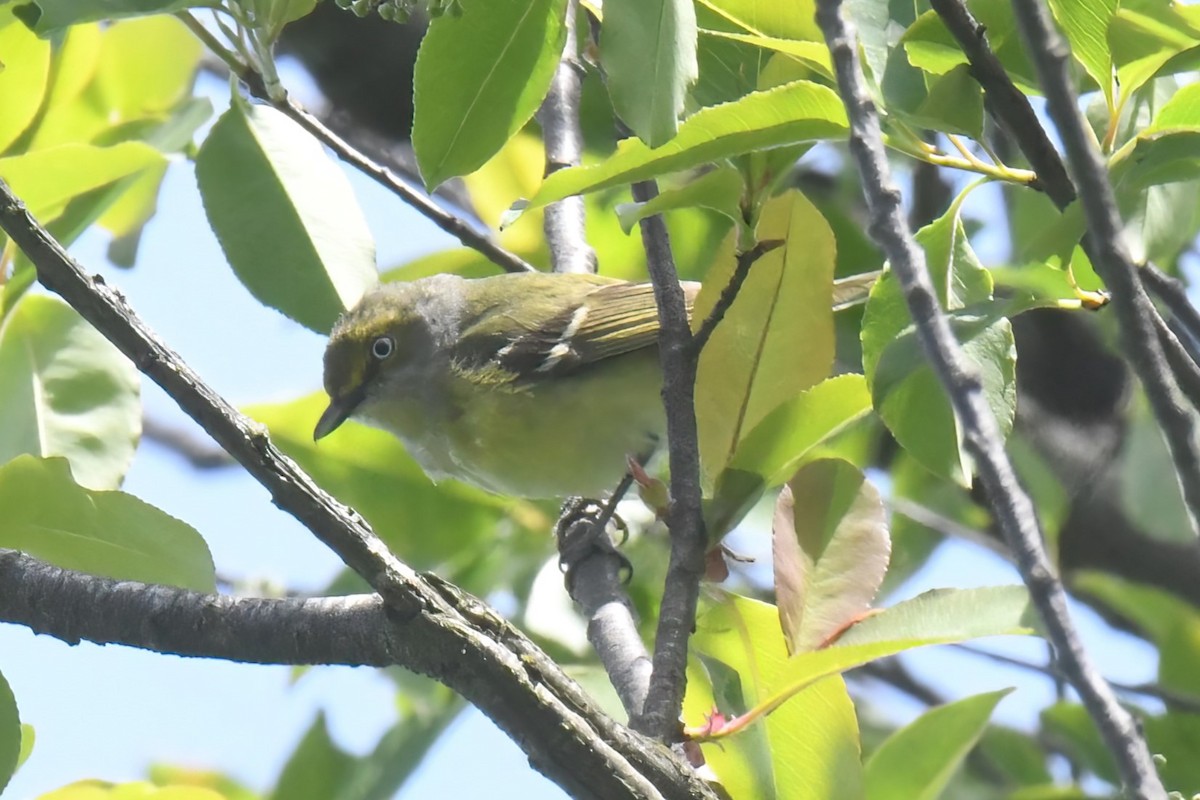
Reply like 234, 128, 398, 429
928, 0, 1075, 207
1143, 264, 1200, 359
177, 12, 536, 276
628, 180, 708, 742
1153, 312, 1200, 411
142, 416, 235, 469
954, 643, 1200, 715
689, 239, 782, 356
0, 181, 715, 800
0, 549, 395, 665
539, 1, 598, 276
813, 2, 1166, 796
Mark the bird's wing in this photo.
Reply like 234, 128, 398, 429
456, 277, 697, 382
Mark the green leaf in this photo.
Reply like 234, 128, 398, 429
1044, 700, 1200, 791
269, 712, 355, 800
1073, 571, 1200, 701
695, 0, 822, 44
1039, 703, 1120, 785
691, 585, 1034, 776
602, 0, 697, 147
912, 64, 984, 139
0, 294, 140, 490
0, 8, 51, 154
145, 767, 258, 800
888, 17, 984, 138
695, 190, 836, 486
16, 724, 33, 772
195, 102, 378, 333
0, 142, 164, 223
336, 688, 463, 800
836, 586, 1037, 645
521, 80, 847, 210
900, 4, 1038, 93
412, 0, 567, 188
901, 12, 967, 75
11, 0, 210, 35
25, 25, 105, 151
745, 586, 1033, 724
861, 191, 1016, 484
865, 689, 1012, 800
0, 669, 18, 796
99, 105, 213, 241
699, 30, 832, 80
774, 459, 890, 654
978, 726, 1052, 787
1143, 709, 1200, 791
0, 455, 215, 591
1147, 80, 1200, 132
685, 657, 775, 799
92, 16, 201, 118
690, 594, 865, 800
37, 781, 230, 799
1, 264, 36, 322
728, 374, 873, 485
615, 165, 745, 235
1111, 6, 1200, 105
1047, 0, 1117, 106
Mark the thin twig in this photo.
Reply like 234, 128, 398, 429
1143, 264, 1200, 356
813, 1, 1167, 796
929, 0, 1075, 207
539, 0, 598, 276
628, 180, 708, 743
689, 239, 783, 355
954, 643, 1200, 715
1153, 312, 1200, 411
0, 180, 715, 800
177, 12, 536, 276
142, 416, 234, 469
886, 495, 1009, 557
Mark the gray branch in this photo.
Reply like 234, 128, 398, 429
539, 0, 599, 276
813, 1, 1166, 797
627, 180, 708, 742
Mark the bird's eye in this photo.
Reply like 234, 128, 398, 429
371, 335, 395, 360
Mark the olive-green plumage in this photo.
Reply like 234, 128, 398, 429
316, 272, 695, 498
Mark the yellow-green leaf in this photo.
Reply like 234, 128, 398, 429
521, 80, 847, 210
0, 455, 215, 592
696, 190, 835, 486
412, 0, 568, 189
0, 294, 139, 490
602, 0, 698, 147
0, 8, 51, 154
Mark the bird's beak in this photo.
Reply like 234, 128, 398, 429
314, 393, 360, 441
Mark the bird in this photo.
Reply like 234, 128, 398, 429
315, 271, 697, 498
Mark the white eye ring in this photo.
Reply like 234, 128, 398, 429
371, 336, 395, 360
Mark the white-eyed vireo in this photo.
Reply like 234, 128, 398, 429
314, 272, 697, 498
